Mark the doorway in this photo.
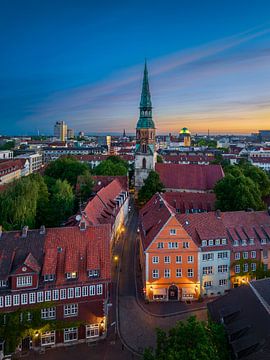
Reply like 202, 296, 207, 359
168, 285, 178, 300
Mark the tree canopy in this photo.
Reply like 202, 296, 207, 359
138, 171, 164, 205
214, 162, 270, 211
144, 316, 229, 360
93, 155, 128, 176
44, 156, 90, 187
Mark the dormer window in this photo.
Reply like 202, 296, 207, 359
215, 239, 220, 245
0, 280, 8, 288
44, 274, 55, 282
261, 238, 266, 245
242, 239, 247, 246
170, 229, 176, 235
208, 240, 214, 246
233, 240, 239, 246
201, 240, 207, 247
249, 238, 254, 245
17, 275, 32, 287
88, 270, 100, 278
66, 272, 78, 280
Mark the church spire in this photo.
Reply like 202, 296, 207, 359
140, 60, 152, 109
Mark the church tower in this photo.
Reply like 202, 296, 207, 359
135, 62, 156, 191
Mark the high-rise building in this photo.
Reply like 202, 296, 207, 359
67, 128, 75, 139
134, 62, 156, 191
54, 121, 67, 141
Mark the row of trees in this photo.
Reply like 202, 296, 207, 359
0, 155, 130, 230
144, 316, 229, 360
215, 161, 270, 211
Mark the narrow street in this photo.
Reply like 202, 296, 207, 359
116, 204, 208, 356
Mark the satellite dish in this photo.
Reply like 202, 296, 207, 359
75, 215, 82, 221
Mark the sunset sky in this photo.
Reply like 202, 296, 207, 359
1, 0, 270, 135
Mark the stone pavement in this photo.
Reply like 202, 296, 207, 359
118, 295, 208, 354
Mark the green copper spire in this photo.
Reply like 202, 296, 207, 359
140, 61, 152, 109
137, 61, 155, 129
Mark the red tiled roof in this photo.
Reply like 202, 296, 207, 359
155, 163, 224, 191
163, 154, 215, 163
43, 225, 111, 285
81, 179, 126, 226
92, 175, 128, 193
177, 211, 270, 249
139, 193, 173, 250
0, 159, 25, 173
250, 157, 270, 164
24, 252, 41, 273
162, 192, 216, 213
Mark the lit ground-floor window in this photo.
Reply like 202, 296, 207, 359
41, 331, 55, 346
86, 324, 99, 338
64, 327, 78, 343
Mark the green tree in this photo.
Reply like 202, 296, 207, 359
93, 158, 128, 176
144, 316, 229, 360
47, 179, 75, 226
44, 156, 89, 187
214, 173, 265, 211
76, 172, 94, 202
242, 164, 270, 197
0, 177, 39, 230
138, 171, 164, 205
0, 140, 15, 150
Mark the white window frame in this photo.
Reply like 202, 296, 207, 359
75, 287, 81, 298
251, 251, 256, 259
201, 240, 207, 247
243, 263, 248, 273
187, 268, 194, 277
183, 242, 189, 249
152, 256, 159, 264
45, 291, 51, 301
5, 295, 11, 307
157, 242, 164, 249
243, 252, 248, 259
168, 242, 178, 249
222, 238, 227, 245
204, 281, 212, 288
235, 252, 240, 260
218, 265, 228, 273
67, 288, 74, 299
29, 292, 36, 304
208, 240, 214, 246
215, 239, 220, 245
16, 275, 32, 288
64, 327, 78, 343
52, 289, 59, 301
82, 286, 88, 297
89, 285, 95, 296
235, 264, 240, 273
219, 279, 228, 286
0, 297, 3, 308
21, 293, 28, 305
164, 256, 171, 264
170, 229, 176, 235
41, 331, 56, 346
37, 291, 43, 303
202, 266, 213, 275
251, 263, 256, 272
152, 269, 159, 279
176, 268, 182, 277
44, 274, 54, 282
13, 294, 20, 306
187, 255, 194, 263
164, 269, 170, 278
97, 284, 103, 295
64, 303, 78, 317
60, 288, 66, 300
41, 307, 56, 320
86, 324, 99, 338
176, 255, 182, 264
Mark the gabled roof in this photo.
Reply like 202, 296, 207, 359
162, 192, 216, 213
0, 229, 45, 280
139, 193, 174, 250
155, 163, 224, 191
177, 211, 270, 248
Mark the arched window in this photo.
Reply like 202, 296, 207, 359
142, 158, 146, 169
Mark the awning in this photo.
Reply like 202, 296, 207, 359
153, 288, 167, 296
182, 288, 195, 297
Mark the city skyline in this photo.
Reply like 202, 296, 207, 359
1, 0, 270, 135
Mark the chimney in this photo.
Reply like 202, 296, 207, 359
22, 225, 29, 238
0, 225, 2, 238
40, 225, 46, 235
216, 209, 221, 219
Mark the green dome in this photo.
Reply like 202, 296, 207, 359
180, 127, 190, 135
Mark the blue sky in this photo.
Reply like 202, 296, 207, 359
1, 0, 270, 135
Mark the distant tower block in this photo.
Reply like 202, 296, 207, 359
134, 62, 156, 191
179, 127, 191, 147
